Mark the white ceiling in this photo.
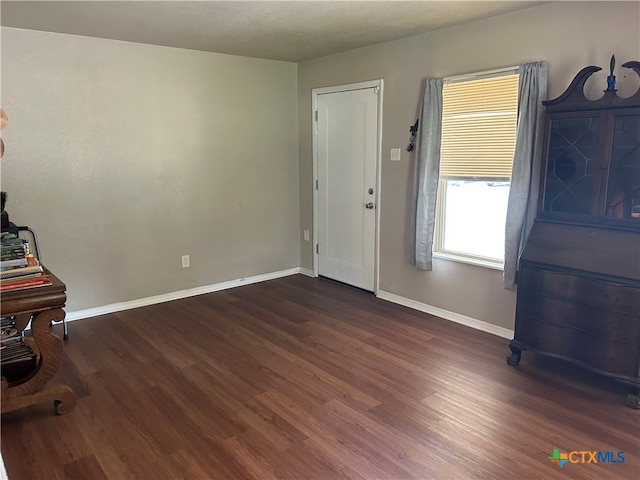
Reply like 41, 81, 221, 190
1, 1, 548, 62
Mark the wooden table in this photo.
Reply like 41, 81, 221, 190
1, 270, 76, 415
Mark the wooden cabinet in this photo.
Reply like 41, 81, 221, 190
508, 58, 640, 408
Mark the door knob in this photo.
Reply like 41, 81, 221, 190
365, 202, 375, 209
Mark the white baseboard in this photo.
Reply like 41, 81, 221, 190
65, 267, 302, 323
298, 267, 314, 277
64, 271, 514, 341
376, 290, 514, 339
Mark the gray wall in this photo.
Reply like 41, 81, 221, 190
1, 28, 300, 312
297, 1, 640, 330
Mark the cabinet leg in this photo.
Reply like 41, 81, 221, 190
1, 383, 76, 415
506, 342, 522, 366
625, 388, 640, 409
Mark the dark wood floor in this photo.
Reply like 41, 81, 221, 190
2, 275, 638, 479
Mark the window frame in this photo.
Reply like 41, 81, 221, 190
433, 178, 510, 270
433, 67, 519, 270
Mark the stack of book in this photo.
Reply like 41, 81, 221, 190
0, 316, 18, 338
0, 232, 51, 292
1, 317, 37, 382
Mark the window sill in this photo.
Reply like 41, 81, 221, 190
433, 251, 504, 271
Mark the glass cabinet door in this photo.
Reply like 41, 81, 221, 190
605, 114, 640, 220
543, 117, 599, 215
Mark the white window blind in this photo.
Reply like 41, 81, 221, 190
440, 73, 519, 179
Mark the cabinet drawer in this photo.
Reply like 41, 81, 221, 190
515, 315, 640, 377
518, 267, 640, 315
516, 292, 640, 344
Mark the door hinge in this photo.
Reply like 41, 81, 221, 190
315, 179, 318, 189
315, 110, 318, 121
374, 85, 380, 95
316, 244, 319, 254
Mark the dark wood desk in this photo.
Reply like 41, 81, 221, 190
1, 270, 76, 414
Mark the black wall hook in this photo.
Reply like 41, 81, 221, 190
407, 119, 419, 152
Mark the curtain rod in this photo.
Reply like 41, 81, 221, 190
444, 65, 519, 84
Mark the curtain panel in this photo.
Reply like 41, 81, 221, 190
503, 61, 548, 290
412, 78, 443, 271
412, 63, 546, 281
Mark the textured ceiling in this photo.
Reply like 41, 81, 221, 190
1, 1, 548, 62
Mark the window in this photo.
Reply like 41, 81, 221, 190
434, 71, 520, 268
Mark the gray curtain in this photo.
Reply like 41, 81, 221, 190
503, 61, 548, 290
412, 78, 443, 271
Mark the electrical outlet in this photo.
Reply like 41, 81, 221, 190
304, 230, 310, 241
181, 255, 190, 268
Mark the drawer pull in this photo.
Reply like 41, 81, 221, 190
602, 321, 618, 332
604, 293, 620, 303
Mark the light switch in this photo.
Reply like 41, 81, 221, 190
390, 147, 401, 162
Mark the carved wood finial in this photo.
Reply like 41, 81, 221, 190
606, 55, 616, 91
610, 55, 615, 75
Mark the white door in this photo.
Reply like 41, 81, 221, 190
316, 86, 379, 291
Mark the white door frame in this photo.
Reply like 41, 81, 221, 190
312, 79, 383, 293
